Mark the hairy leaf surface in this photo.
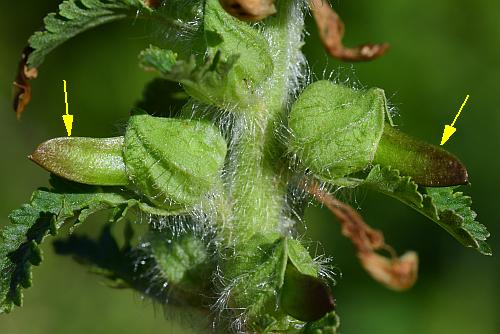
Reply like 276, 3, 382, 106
204, 0, 274, 107
138, 45, 239, 107
289, 81, 386, 181
223, 236, 333, 331
123, 110, 227, 210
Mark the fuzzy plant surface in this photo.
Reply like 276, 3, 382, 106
2, 0, 491, 333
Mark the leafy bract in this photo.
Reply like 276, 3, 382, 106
289, 81, 386, 181
148, 230, 213, 294
139, 45, 240, 107
204, 0, 273, 106
222, 236, 333, 332
363, 165, 491, 255
27, 0, 206, 69
27, 0, 150, 68
139, 0, 274, 109
0, 177, 177, 313
123, 110, 227, 210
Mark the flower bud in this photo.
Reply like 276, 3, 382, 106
374, 125, 468, 186
29, 137, 128, 186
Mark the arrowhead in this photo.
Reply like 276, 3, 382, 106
62, 114, 74, 136
440, 124, 456, 145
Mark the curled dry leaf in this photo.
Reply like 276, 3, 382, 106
305, 179, 418, 290
13, 47, 37, 119
309, 0, 389, 62
219, 0, 276, 21
359, 251, 418, 291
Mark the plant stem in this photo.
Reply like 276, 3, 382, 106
220, 0, 306, 246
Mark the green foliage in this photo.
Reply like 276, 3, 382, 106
0, 177, 174, 313
27, 0, 150, 68
222, 236, 333, 332
363, 165, 491, 255
204, 0, 273, 107
289, 81, 386, 181
123, 110, 227, 210
3, 0, 490, 332
139, 46, 239, 107
302, 312, 339, 334
148, 230, 213, 294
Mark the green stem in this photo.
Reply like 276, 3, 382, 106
220, 0, 305, 246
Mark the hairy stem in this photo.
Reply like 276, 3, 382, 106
221, 0, 305, 246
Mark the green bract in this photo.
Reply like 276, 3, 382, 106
0, 176, 174, 313
139, 45, 240, 108
222, 236, 333, 332
148, 231, 213, 295
27, 0, 151, 68
289, 81, 386, 181
204, 0, 273, 108
138, 0, 273, 109
123, 110, 227, 209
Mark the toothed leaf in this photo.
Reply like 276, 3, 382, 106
302, 311, 339, 334
139, 45, 240, 107
27, 0, 151, 68
363, 165, 491, 255
0, 178, 178, 313
425, 187, 491, 255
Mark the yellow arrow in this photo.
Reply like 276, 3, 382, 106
440, 94, 469, 145
62, 80, 74, 136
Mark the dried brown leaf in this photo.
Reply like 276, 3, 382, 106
13, 47, 37, 120
359, 251, 418, 291
219, 0, 276, 21
309, 0, 389, 62
305, 179, 418, 290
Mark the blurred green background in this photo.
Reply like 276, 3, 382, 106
0, 0, 498, 333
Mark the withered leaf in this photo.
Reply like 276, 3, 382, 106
309, 0, 389, 62
13, 47, 37, 119
219, 0, 276, 21
305, 179, 418, 291
359, 251, 418, 291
